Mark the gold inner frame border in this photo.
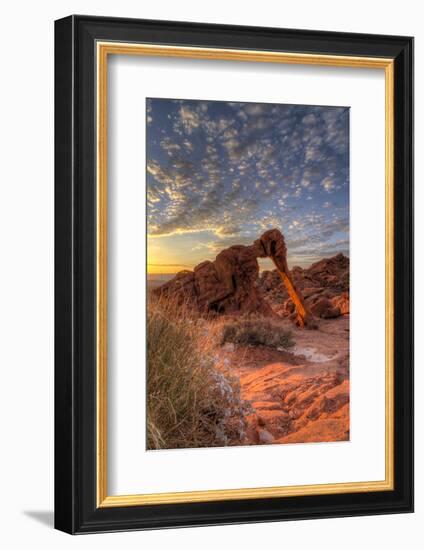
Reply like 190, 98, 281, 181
96, 42, 394, 508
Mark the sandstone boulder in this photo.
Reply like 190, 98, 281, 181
310, 297, 341, 319
154, 244, 273, 316
330, 291, 350, 315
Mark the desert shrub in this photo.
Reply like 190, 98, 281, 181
221, 316, 294, 349
147, 297, 248, 450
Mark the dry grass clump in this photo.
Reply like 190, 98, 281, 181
147, 297, 248, 450
221, 315, 294, 349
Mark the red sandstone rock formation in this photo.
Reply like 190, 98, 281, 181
258, 252, 349, 320
153, 244, 273, 316
153, 228, 316, 328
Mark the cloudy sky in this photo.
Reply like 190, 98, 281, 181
146, 98, 349, 274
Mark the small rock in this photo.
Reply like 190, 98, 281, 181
258, 429, 275, 444
223, 342, 235, 352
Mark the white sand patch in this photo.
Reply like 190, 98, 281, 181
288, 346, 336, 363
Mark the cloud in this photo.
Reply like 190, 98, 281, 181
205, 235, 254, 253
244, 103, 267, 116
215, 225, 242, 237
160, 137, 181, 154
146, 100, 153, 125
322, 176, 336, 192
179, 105, 200, 133
146, 99, 349, 265
182, 139, 194, 152
302, 113, 316, 125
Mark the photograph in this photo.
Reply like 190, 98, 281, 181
51, 11, 413, 536
146, 98, 350, 450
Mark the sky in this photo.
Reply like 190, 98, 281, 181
146, 98, 349, 275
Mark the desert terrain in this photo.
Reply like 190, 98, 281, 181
148, 229, 349, 449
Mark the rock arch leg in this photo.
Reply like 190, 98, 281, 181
255, 229, 317, 329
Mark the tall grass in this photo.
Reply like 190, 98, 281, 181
221, 315, 294, 349
147, 297, 248, 449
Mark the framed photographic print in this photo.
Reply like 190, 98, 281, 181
54, 15, 414, 534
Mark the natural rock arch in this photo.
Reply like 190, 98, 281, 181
253, 229, 316, 328
153, 228, 316, 328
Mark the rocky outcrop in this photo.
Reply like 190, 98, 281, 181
243, 366, 349, 444
154, 228, 316, 328
215, 315, 351, 445
258, 253, 349, 320
306, 253, 349, 291
154, 244, 273, 316
153, 230, 349, 325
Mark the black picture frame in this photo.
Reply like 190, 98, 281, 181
55, 14, 414, 534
